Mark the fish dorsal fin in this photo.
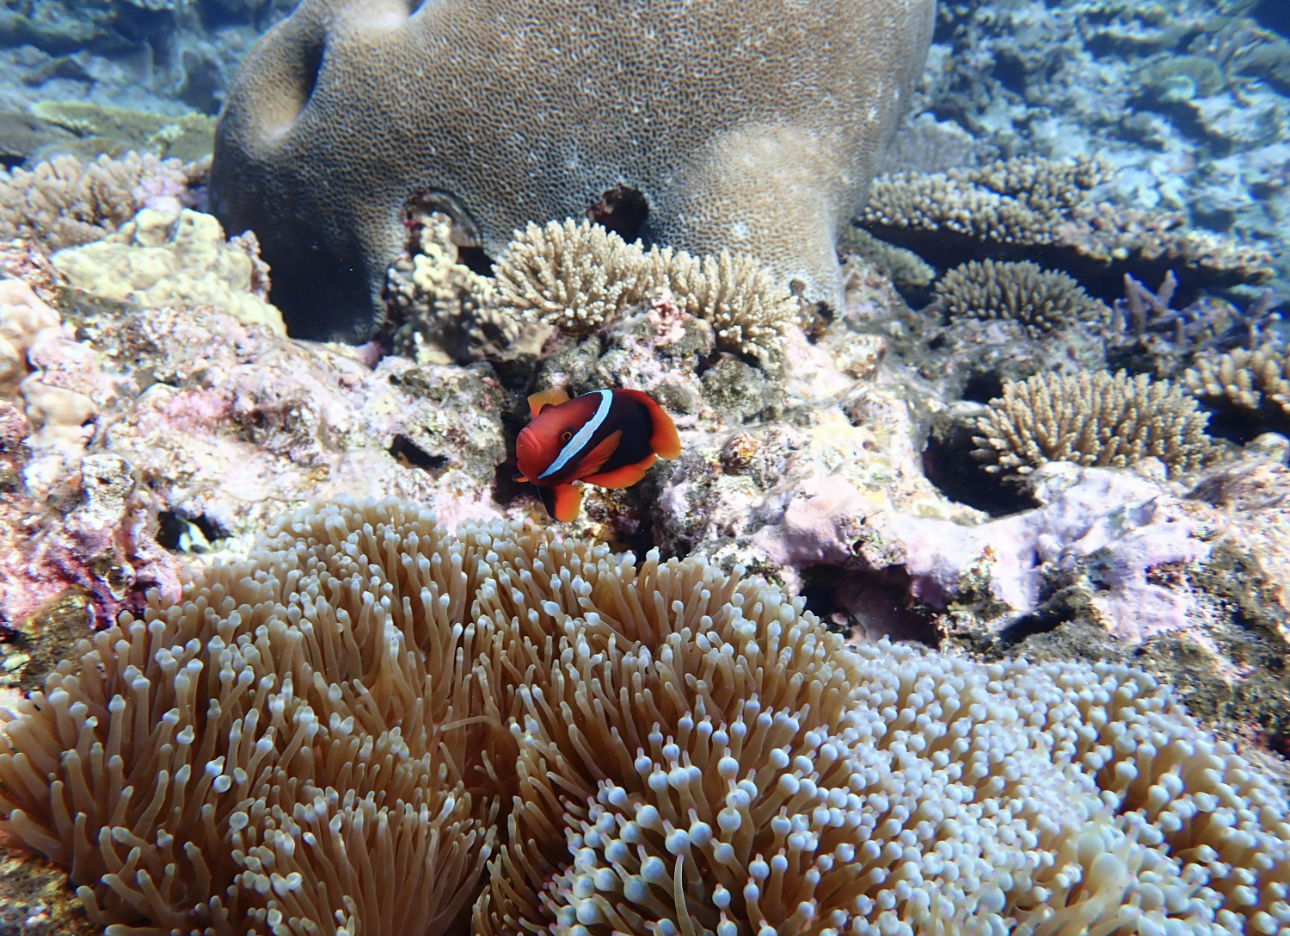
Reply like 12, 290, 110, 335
573, 429, 622, 478
528, 387, 571, 417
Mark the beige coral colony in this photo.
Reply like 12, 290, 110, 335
4, 0, 1290, 935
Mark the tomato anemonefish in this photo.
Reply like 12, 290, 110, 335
515, 387, 682, 521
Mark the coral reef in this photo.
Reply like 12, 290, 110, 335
29, 101, 216, 162
50, 207, 283, 334
0, 152, 201, 253
385, 213, 527, 364
4, 498, 1290, 936
934, 258, 1109, 334
391, 216, 803, 362
208, 0, 935, 340
1185, 344, 1290, 436
972, 370, 1215, 478
857, 157, 1274, 301
492, 218, 647, 337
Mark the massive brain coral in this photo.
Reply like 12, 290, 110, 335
2, 498, 1290, 935
207, 0, 936, 341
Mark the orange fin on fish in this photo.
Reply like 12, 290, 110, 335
613, 389, 681, 458
539, 482, 583, 521
572, 429, 622, 478
583, 454, 656, 489
528, 387, 570, 417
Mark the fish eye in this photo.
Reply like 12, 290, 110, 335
561, 431, 573, 441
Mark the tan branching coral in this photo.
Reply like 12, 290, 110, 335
5, 498, 1290, 936
935, 259, 1109, 333
1185, 344, 1290, 433
488, 218, 800, 360
1060, 202, 1274, 285
492, 218, 649, 336
974, 370, 1214, 477
659, 246, 803, 360
858, 156, 1273, 287
859, 156, 1109, 245
0, 152, 200, 253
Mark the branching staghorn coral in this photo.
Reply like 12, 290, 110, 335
935, 258, 1109, 334
4, 498, 1290, 935
0, 152, 201, 253
857, 156, 1273, 299
491, 218, 650, 336
974, 370, 1215, 477
1185, 343, 1290, 435
489, 218, 802, 360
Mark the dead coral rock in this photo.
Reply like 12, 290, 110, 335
209, 0, 936, 340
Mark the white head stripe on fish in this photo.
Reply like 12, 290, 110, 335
539, 389, 614, 479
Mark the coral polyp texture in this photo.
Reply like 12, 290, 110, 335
3, 498, 1290, 936
973, 371, 1215, 478
207, 0, 936, 341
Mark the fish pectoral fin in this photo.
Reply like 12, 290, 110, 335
582, 454, 656, 489
572, 430, 622, 478
527, 387, 571, 417
515, 473, 530, 482
550, 483, 584, 521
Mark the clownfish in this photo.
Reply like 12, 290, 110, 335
515, 387, 682, 521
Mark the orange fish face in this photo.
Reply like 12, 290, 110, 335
515, 416, 578, 484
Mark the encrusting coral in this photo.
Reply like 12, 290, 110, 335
208, 0, 936, 340
934, 258, 1109, 334
974, 370, 1215, 478
3, 497, 1290, 936
50, 207, 285, 335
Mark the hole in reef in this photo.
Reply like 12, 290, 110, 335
1254, 0, 1290, 37
805, 564, 940, 645
389, 434, 449, 472
922, 421, 1038, 517
992, 52, 1028, 96
157, 510, 227, 552
586, 185, 650, 243
960, 370, 1003, 404
1198, 404, 1289, 448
